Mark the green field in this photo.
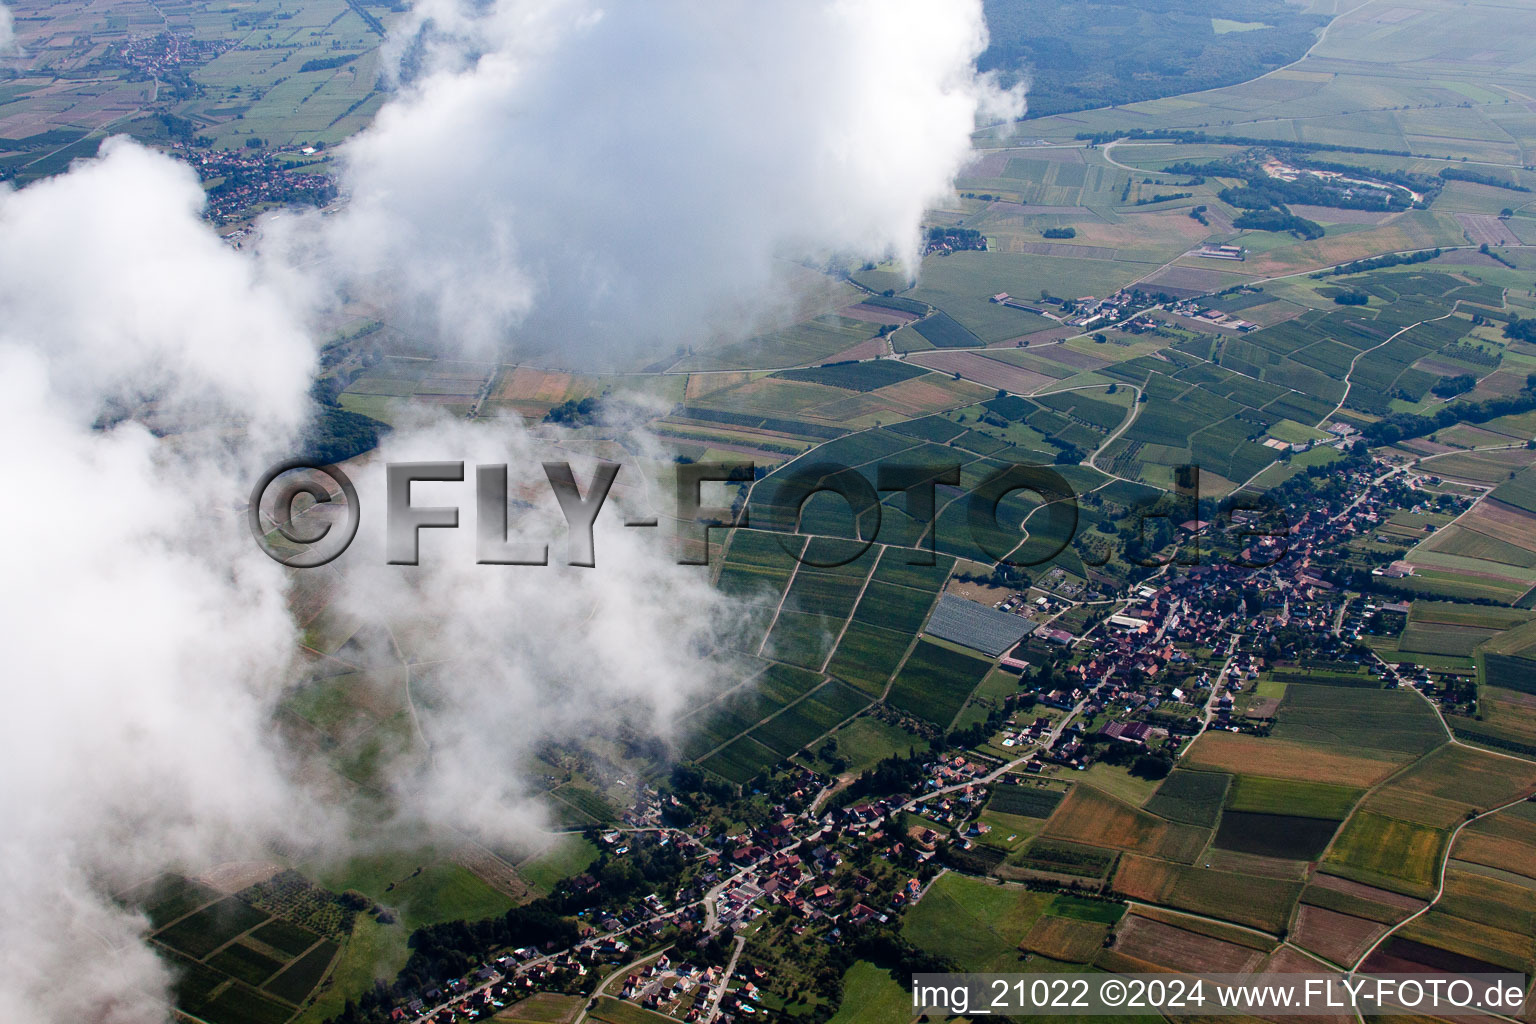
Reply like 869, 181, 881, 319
292, 914, 409, 1024
901, 873, 1053, 972
1144, 770, 1231, 827
517, 836, 600, 893
1225, 776, 1363, 820
885, 641, 994, 728
828, 962, 916, 1024
308, 852, 512, 931
1324, 812, 1449, 898
987, 784, 1066, 819
1271, 684, 1447, 759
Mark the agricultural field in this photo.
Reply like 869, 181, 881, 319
813, 715, 931, 776
885, 641, 993, 728
130, 871, 360, 1024
986, 783, 1065, 820
901, 872, 1054, 972
827, 962, 916, 1024
1110, 858, 1302, 935
1455, 801, 1536, 882
1040, 785, 1208, 862
1291, 904, 1389, 967
1109, 913, 1268, 974
1, 0, 391, 173
1224, 776, 1363, 821
1182, 732, 1405, 788
1356, 743, 1536, 829
1393, 866, 1536, 975
1269, 684, 1446, 760
1144, 769, 1230, 827
1019, 913, 1108, 963
1322, 812, 1449, 899
1212, 811, 1341, 861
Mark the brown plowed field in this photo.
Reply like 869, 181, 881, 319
1292, 905, 1388, 966
1113, 915, 1266, 973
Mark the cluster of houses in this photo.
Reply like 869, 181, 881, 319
399, 448, 1482, 1024
619, 954, 726, 1020
115, 31, 235, 78
1164, 296, 1256, 330
1065, 294, 1125, 329
986, 289, 1147, 330
997, 716, 1055, 748
189, 146, 338, 224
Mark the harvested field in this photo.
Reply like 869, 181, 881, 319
1395, 869, 1536, 973
1323, 812, 1447, 897
1258, 951, 1359, 1024
1292, 905, 1389, 966
867, 375, 993, 416
493, 366, 580, 403
1042, 786, 1207, 861
1111, 855, 1179, 903
1112, 914, 1267, 974
907, 350, 1056, 393
1373, 744, 1536, 824
1262, 944, 1336, 975
1305, 873, 1428, 914
1126, 904, 1277, 952
1457, 807, 1536, 881
1290, 204, 1397, 225
1182, 733, 1401, 787
1461, 499, 1536, 550
1094, 947, 1169, 975
816, 338, 890, 364
1164, 868, 1302, 934
1362, 936, 1510, 977
1202, 849, 1310, 881
685, 371, 756, 402
1457, 213, 1518, 248
1020, 915, 1108, 963
841, 302, 920, 326
1299, 881, 1418, 927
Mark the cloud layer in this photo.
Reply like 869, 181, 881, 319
316, 0, 1022, 357
0, 1, 1019, 1019
0, 140, 319, 1021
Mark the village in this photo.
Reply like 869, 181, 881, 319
379, 442, 1483, 1024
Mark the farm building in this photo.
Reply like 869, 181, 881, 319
1196, 242, 1246, 261
924, 594, 1037, 656
1101, 721, 1152, 744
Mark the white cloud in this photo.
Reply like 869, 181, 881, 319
0, 140, 322, 1022
0, 2, 14, 51
321, 412, 751, 847
311, 0, 1022, 357
0, 0, 1025, 1017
